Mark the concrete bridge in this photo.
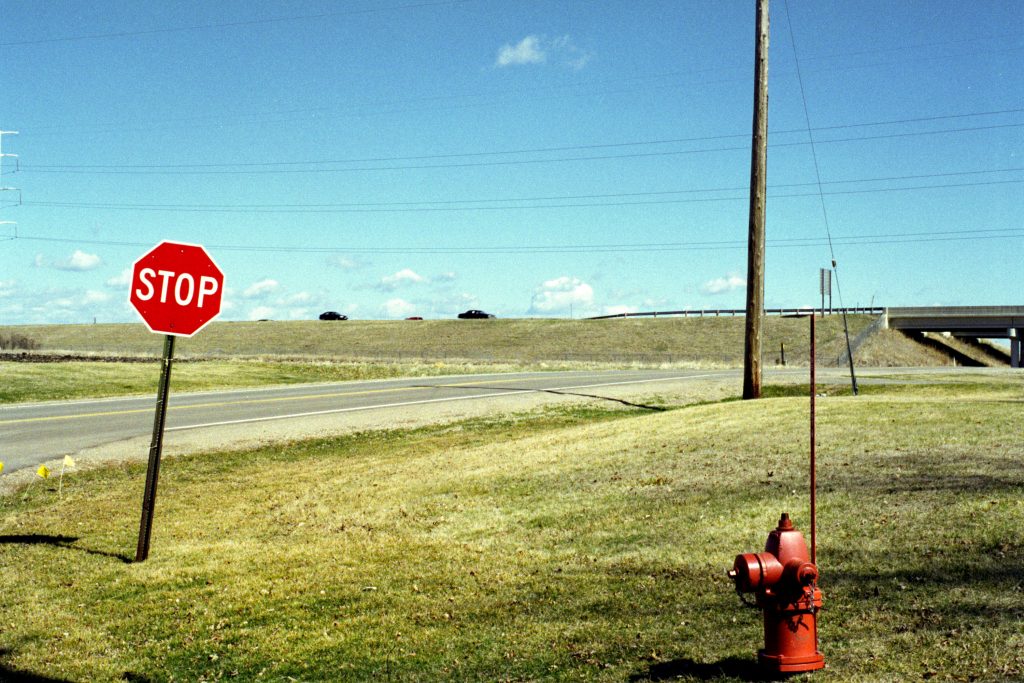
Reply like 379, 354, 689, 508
883, 306, 1023, 368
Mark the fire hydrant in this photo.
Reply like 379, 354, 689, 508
727, 513, 825, 674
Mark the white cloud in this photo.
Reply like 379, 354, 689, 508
551, 35, 593, 70
567, 52, 592, 70
10, 287, 122, 324
55, 250, 102, 271
0, 279, 15, 298
496, 35, 545, 66
106, 267, 133, 287
378, 268, 425, 291
329, 255, 364, 271
428, 292, 479, 317
382, 298, 417, 319
700, 274, 746, 295
434, 271, 457, 282
529, 276, 594, 314
496, 34, 592, 70
248, 306, 275, 320
243, 279, 280, 299
282, 291, 313, 305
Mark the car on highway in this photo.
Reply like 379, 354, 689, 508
405, 316, 423, 320
318, 311, 348, 321
457, 309, 496, 319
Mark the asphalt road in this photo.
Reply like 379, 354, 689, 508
5, 366, 1010, 476
1, 368, 739, 473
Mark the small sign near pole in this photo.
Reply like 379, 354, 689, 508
819, 268, 831, 318
128, 241, 224, 562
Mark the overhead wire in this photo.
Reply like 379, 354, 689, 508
0, 1, 472, 47
783, 0, 860, 393
18, 122, 1024, 175
8, 36, 1020, 139
20, 108, 1024, 171
13, 226, 1023, 255
19, 177, 1024, 214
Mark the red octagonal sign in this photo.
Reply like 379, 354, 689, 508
129, 241, 224, 337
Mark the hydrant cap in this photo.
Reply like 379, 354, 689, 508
776, 512, 794, 531
732, 552, 784, 592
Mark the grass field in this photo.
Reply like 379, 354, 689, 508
1, 377, 1021, 681
1, 315, 892, 365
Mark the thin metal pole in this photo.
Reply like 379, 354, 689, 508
135, 334, 176, 563
809, 314, 817, 565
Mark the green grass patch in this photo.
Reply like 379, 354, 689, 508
1, 384, 1022, 681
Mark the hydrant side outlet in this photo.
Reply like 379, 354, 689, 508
729, 513, 825, 674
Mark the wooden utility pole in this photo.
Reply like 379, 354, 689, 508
743, 0, 769, 400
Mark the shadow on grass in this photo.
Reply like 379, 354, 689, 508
0, 534, 132, 564
630, 656, 774, 682
412, 383, 668, 411
0, 649, 74, 683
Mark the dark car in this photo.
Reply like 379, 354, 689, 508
405, 316, 423, 321
457, 309, 496, 319
319, 311, 348, 321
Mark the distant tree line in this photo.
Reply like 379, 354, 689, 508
0, 333, 39, 350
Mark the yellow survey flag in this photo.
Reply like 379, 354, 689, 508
0, 462, 4, 474
64, 455, 76, 468
37, 465, 50, 479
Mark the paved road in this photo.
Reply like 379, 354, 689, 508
0, 369, 739, 473
4, 366, 1011, 475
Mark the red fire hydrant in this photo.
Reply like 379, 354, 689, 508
727, 512, 825, 674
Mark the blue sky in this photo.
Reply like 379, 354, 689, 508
1, 0, 1021, 324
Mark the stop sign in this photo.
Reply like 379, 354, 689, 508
129, 241, 224, 337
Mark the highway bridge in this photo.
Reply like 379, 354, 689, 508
883, 306, 1022, 367
590, 305, 1023, 368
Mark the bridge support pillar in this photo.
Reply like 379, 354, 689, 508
1010, 329, 1020, 369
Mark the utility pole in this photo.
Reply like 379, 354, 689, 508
742, 0, 769, 400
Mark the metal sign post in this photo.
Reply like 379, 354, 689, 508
128, 241, 224, 562
135, 334, 175, 562
809, 313, 817, 564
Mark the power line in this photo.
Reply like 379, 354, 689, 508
14, 227, 1023, 255
22, 166, 1024, 209
18, 122, 1024, 176
784, 0, 860, 394
0, 1, 472, 47
20, 177, 1023, 214
21, 109, 1024, 171
9, 37, 1019, 138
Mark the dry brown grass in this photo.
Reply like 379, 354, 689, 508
1, 315, 933, 367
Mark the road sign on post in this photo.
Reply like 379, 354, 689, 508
128, 241, 224, 562
819, 268, 832, 317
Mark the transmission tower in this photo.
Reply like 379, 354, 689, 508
0, 129, 19, 238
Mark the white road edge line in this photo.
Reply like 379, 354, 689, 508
166, 374, 721, 432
